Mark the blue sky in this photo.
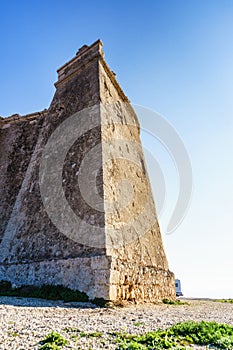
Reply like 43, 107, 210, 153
1, 0, 233, 298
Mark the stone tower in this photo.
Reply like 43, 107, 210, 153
0, 40, 175, 302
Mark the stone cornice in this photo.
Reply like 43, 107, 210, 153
55, 39, 103, 88
54, 40, 130, 104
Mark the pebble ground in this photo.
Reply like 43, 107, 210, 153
0, 297, 232, 349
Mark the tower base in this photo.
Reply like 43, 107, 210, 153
0, 255, 175, 302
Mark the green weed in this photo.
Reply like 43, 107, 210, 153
63, 327, 81, 333
0, 280, 88, 302
162, 298, 188, 305
39, 331, 67, 350
87, 332, 103, 337
134, 322, 145, 327
116, 321, 233, 349
0, 280, 108, 306
39, 344, 61, 350
8, 331, 19, 337
91, 297, 109, 307
214, 299, 233, 304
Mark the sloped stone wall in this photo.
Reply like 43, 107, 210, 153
0, 40, 175, 302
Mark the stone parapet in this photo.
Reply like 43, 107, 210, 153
0, 111, 47, 128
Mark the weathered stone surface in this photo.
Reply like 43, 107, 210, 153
0, 40, 175, 302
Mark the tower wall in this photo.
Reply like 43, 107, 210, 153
0, 40, 175, 302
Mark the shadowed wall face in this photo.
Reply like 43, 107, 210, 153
0, 43, 105, 265
0, 40, 175, 302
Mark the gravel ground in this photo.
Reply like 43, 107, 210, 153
0, 297, 232, 349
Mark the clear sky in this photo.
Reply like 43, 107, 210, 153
0, 0, 232, 298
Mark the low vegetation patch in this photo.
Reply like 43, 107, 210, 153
134, 322, 145, 327
214, 299, 233, 304
115, 321, 233, 349
63, 327, 102, 338
91, 297, 109, 307
52, 321, 233, 349
0, 280, 108, 305
80, 331, 103, 338
162, 298, 188, 305
39, 332, 67, 350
